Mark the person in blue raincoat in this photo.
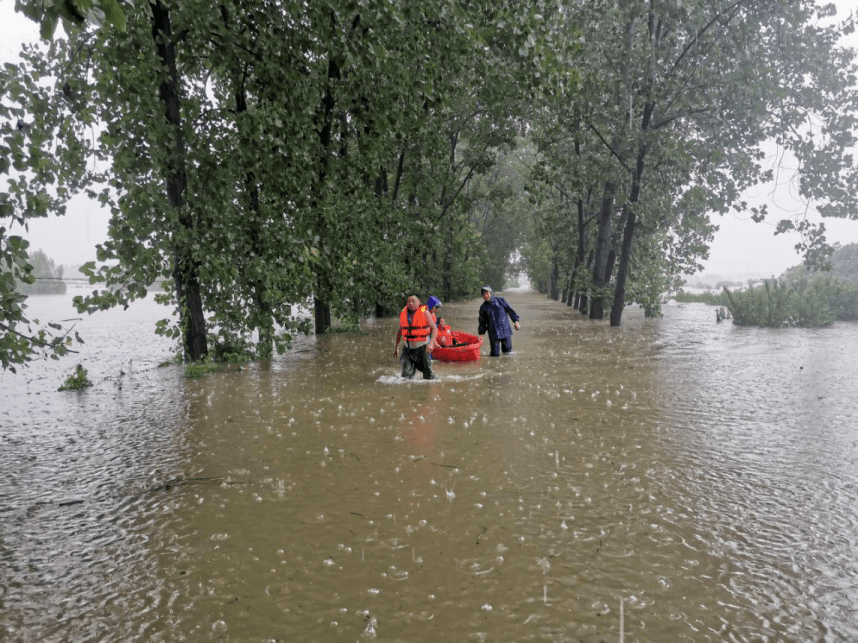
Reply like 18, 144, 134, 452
477, 285, 520, 356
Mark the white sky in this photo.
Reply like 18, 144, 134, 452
2, 3, 858, 277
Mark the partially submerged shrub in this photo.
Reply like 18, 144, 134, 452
184, 354, 228, 378
724, 276, 858, 327
58, 364, 93, 391
326, 317, 363, 334
673, 290, 730, 306
183, 349, 251, 378
211, 339, 254, 363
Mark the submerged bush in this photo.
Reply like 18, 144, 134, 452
184, 359, 223, 378
58, 364, 93, 391
184, 354, 234, 378
673, 290, 730, 306
183, 347, 253, 378
724, 276, 858, 327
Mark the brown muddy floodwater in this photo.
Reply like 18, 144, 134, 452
1, 290, 857, 642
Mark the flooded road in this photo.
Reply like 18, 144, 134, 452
2, 290, 857, 641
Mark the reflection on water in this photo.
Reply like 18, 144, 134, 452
2, 292, 858, 641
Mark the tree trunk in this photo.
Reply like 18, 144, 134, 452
611, 100, 654, 327
578, 251, 594, 315
311, 45, 341, 335
590, 181, 616, 319
606, 249, 616, 284
610, 151, 646, 327
151, 0, 207, 361
610, 207, 636, 326
246, 179, 274, 355
565, 264, 578, 308
314, 296, 332, 335
548, 251, 560, 300
567, 197, 586, 308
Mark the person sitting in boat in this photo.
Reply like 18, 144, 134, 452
436, 317, 454, 347
394, 293, 438, 379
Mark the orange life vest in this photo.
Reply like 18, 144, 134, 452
399, 305, 432, 344
437, 324, 453, 347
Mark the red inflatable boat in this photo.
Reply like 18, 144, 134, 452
432, 331, 483, 362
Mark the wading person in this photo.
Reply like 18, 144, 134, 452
394, 294, 438, 379
477, 285, 520, 356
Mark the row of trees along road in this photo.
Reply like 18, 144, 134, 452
521, 0, 858, 323
2, 0, 857, 370
16, 249, 67, 295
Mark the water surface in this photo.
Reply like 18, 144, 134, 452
2, 291, 857, 641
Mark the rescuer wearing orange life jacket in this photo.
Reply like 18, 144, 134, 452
394, 294, 438, 379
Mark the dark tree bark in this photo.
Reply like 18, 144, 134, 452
611, 100, 654, 327
567, 197, 587, 308
577, 251, 594, 315
590, 181, 616, 319
549, 250, 560, 300
610, 208, 637, 326
233, 54, 275, 355
610, 148, 646, 327
151, 0, 208, 361
312, 43, 340, 335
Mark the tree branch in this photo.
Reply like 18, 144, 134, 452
583, 120, 632, 173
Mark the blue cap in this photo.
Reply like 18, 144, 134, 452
426, 296, 442, 310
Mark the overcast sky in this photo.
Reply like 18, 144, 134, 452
2, 3, 858, 277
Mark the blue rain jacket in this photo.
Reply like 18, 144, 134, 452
478, 296, 519, 341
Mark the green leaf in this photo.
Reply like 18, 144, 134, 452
39, 11, 60, 40
101, 0, 127, 31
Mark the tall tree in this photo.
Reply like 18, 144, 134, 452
527, 0, 858, 326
